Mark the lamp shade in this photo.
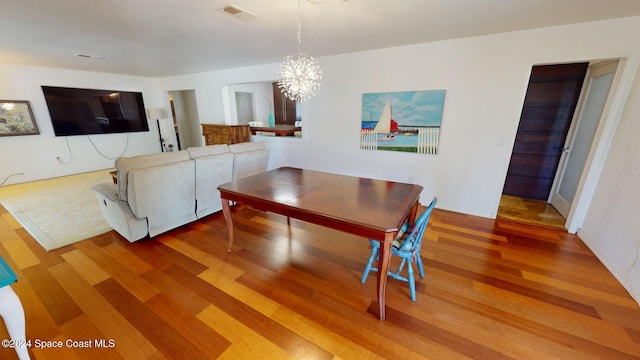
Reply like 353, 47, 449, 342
147, 108, 167, 120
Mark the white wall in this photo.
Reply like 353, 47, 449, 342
0, 65, 165, 184
579, 70, 640, 304
158, 17, 640, 303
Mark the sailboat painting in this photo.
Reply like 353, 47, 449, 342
360, 90, 446, 154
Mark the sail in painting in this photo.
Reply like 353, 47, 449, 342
372, 101, 392, 133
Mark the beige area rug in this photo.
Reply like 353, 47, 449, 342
0, 169, 114, 251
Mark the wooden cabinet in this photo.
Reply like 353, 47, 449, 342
201, 124, 250, 145
272, 82, 300, 126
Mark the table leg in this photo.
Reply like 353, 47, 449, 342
376, 239, 393, 320
409, 200, 420, 223
221, 199, 234, 252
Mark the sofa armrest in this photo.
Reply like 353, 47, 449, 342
92, 182, 148, 242
91, 182, 119, 201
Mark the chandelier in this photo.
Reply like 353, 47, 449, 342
277, 0, 322, 102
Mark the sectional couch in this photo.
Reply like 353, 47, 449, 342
91, 141, 268, 242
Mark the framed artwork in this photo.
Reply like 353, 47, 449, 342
0, 100, 39, 136
360, 90, 445, 154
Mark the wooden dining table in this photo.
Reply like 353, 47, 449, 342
217, 167, 423, 320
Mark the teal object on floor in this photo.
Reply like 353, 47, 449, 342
361, 196, 437, 301
0, 257, 17, 287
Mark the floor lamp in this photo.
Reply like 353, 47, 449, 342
147, 108, 168, 152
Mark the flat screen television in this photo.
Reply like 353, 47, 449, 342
42, 86, 149, 136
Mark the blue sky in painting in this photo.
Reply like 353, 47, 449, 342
361, 90, 446, 127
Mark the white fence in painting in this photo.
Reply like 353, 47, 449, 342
360, 127, 440, 154
360, 131, 378, 150
417, 128, 440, 154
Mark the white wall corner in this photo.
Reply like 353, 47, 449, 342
577, 228, 640, 308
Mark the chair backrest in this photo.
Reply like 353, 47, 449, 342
398, 197, 437, 253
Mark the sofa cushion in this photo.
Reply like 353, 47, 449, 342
115, 150, 190, 201
127, 160, 197, 237
187, 144, 229, 159
229, 141, 269, 180
228, 141, 265, 153
193, 152, 234, 218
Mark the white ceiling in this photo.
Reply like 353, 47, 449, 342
3, 0, 640, 77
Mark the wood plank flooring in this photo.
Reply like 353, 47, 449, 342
498, 195, 567, 230
1, 203, 639, 359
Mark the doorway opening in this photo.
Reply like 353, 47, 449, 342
223, 81, 305, 138
235, 92, 256, 125
168, 89, 201, 149
499, 60, 620, 230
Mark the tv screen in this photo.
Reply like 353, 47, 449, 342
41, 86, 149, 136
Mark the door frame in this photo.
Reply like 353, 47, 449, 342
564, 52, 640, 233
497, 50, 640, 233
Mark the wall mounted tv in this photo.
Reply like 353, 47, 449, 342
42, 86, 149, 136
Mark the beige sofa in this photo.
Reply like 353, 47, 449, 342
91, 141, 268, 242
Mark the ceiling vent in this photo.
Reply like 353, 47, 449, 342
219, 4, 258, 21
74, 53, 106, 60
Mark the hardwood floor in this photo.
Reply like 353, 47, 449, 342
1, 203, 639, 359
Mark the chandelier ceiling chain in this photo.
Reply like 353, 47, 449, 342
296, 12, 302, 57
277, 0, 322, 102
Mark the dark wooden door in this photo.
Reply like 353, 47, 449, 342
503, 62, 589, 200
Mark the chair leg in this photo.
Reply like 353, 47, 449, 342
416, 255, 425, 278
361, 246, 379, 284
407, 262, 417, 302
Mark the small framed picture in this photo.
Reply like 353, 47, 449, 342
0, 100, 39, 136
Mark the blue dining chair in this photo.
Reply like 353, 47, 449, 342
361, 197, 437, 301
